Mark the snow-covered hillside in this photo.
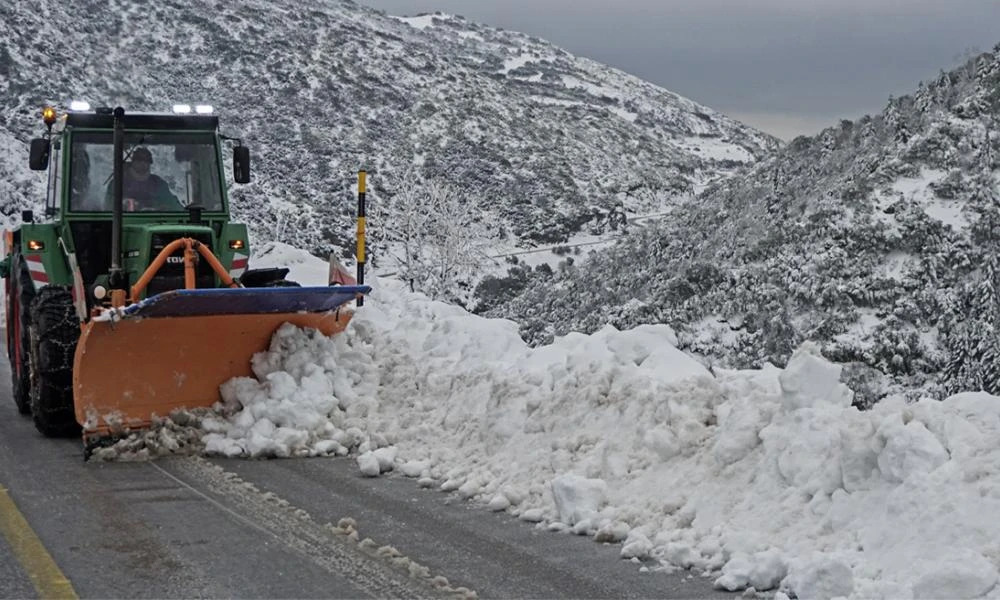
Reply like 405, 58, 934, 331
493, 44, 1000, 403
0, 0, 777, 255
96, 245, 1000, 600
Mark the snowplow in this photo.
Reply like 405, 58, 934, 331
2, 104, 369, 453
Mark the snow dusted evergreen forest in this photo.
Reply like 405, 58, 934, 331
488, 44, 1000, 405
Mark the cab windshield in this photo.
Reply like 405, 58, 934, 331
68, 131, 225, 212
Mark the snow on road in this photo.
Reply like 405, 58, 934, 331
96, 242, 1000, 600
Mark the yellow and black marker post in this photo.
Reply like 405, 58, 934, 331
356, 170, 366, 306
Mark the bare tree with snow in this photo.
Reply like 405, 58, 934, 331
369, 168, 502, 305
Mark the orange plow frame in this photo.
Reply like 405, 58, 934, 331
118, 237, 239, 309
72, 238, 365, 442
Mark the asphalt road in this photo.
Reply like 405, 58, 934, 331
0, 356, 735, 599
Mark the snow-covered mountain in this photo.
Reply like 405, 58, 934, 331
0, 0, 777, 255
491, 44, 1000, 404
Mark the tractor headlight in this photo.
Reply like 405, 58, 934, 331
27, 240, 44, 251
228, 240, 245, 250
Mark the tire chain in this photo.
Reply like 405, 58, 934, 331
28, 286, 81, 436
9, 254, 35, 414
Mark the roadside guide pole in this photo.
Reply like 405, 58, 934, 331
357, 169, 366, 306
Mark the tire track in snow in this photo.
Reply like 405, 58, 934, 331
156, 456, 476, 600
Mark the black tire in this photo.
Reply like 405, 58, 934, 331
28, 286, 81, 437
7, 252, 35, 415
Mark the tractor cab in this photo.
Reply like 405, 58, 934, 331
68, 129, 226, 214
26, 105, 254, 307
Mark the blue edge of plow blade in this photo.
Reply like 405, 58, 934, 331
118, 285, 372, 319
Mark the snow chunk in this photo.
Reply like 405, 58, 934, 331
487, 494, 510, 511
783, 554, 854, 600
779, 342, 853, 410
714, 550, 787, 591
875, 416, 948, 483
358, 452, 381, 477
621, 531, 653, 559
550, 475, 607, 526
373, 446, 398, 473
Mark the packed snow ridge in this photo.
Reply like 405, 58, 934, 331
98, 244, 1000, 600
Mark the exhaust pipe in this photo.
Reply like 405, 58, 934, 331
109, 107, 126, 307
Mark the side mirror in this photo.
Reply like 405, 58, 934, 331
22, 210, 34, 223
29, 138, 50, 171
233, 146, 250, 184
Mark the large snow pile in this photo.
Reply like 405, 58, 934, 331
102, 243, 1000, 599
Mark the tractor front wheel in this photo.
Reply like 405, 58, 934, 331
28, 287, 81, 437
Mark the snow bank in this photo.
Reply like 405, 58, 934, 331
98, 245, 1000, 599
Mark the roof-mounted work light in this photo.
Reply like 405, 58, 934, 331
195, 104, 214, 114
69, 100, 91, 111
172, 104, 192, 114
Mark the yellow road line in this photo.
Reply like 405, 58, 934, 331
0, 486, 78, 599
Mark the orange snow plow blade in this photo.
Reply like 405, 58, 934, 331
73, 285, 369, 443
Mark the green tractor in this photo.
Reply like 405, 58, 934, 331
2, 105, 368, 446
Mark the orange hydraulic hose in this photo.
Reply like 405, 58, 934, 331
193, 241, 238, 288
184, 244, 197, 289
131, 238, 188, 300
130, 238, 240, 302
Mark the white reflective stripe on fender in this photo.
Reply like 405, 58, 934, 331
24, 254, 48, 290
58, 239, 87, 322
229, 252, 248, 279
69, 260, 87, 322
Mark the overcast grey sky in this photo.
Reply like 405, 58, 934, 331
356, 0, 1000, 140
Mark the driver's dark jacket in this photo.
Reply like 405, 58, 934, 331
107, 174, 181, 210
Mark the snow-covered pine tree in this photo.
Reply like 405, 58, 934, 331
944, 247, 1000, 394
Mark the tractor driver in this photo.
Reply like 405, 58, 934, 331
108, 147, 183, 211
